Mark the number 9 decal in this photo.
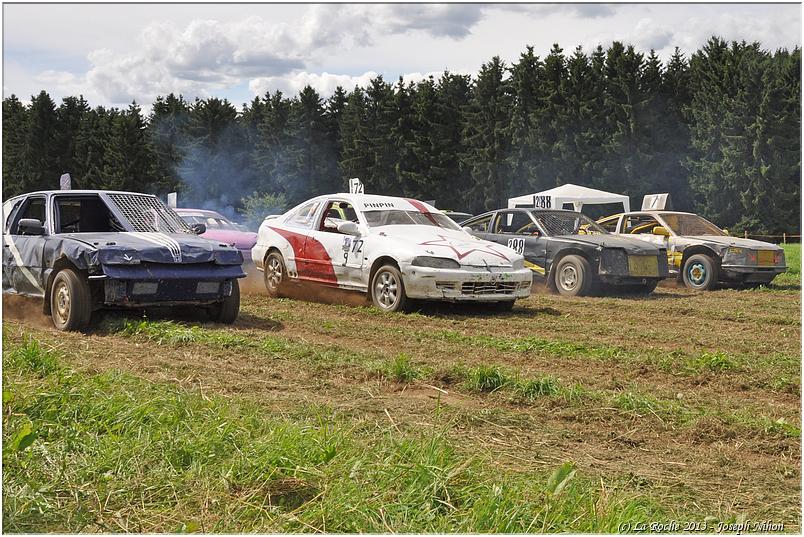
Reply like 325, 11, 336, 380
507, 238, 525, 255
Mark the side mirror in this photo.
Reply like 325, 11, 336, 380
652, 226, 670, 237
191, 223, 206, 235
337, 221, 361, 236
18, 218, 45, 236
723, 228, 730, 236
462, 226, 474, 233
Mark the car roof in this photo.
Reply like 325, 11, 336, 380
14, 189, 159, 197
307, 193, 440, 212
174, 208, 223, 217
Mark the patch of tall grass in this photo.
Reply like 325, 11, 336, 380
3, 335, 665, 533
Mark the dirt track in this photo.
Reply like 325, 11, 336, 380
3, 279, 801, 527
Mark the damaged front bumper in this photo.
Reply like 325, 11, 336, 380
598, 249, 669, 285
100, 263, 246, 306
401, 264, 532, 302
720, 264, 787, 284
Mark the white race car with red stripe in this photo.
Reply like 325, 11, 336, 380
252, 194, 532, 312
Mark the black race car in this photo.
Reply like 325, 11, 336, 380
2, 190, 246, 330
462, 208, 670, 296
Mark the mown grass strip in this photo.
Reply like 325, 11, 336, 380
4, 334, 671, 533
418, 329, 799, 391
106, 320, 800, 439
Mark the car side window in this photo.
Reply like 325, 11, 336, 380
465, 214, 493, 232
624, 215, 661, 234
12, 197, 47, 235
319, 201, 358, 233
492, 211, 535, 234
286, 201, 323, 230
3, 198, 24, 233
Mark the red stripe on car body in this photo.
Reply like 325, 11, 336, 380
269, 227, 338, 284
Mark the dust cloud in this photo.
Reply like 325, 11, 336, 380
3, 294, 52, 329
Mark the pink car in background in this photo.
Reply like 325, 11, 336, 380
175, 208, 257, 262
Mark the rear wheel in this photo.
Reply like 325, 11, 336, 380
370, 264, 409, 312
553, 255, 593, 297
209, 279, 240, 324
50, 269, 92, 331
682, 254, 718, 291
264, 252, 287, 297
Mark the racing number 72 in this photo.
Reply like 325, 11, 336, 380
342, 237, 364, 264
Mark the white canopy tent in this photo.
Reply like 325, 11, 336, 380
507, 184, 630, 213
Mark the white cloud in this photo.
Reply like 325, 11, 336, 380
249, 71, 380, 97
248, 69, 476, 99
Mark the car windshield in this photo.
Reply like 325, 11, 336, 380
106, 193, 192, 234
181, 214, 239, 231
661, 213, 725, 236
532, 211, 608, 236
364, 210, 462, 230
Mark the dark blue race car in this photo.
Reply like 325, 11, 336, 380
2, 190, 246, 330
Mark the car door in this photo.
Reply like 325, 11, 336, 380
621, 213, 675, 269
4, 195, 48, 296
281, 199, 329, 283
486, 211, 548, 279
306, 199, 364, 288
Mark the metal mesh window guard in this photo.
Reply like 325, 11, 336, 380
106, 193, 192, 234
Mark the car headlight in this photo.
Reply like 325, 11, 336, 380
512, 258, 524, 271
723, 247, 752, 265
411, 256, 460, 269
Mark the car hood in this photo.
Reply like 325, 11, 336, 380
58, 231, 243, 265
374, 225, 518, 266
552, 234, 663, 254
201, 229, 258, 250
683, 235, 783, 250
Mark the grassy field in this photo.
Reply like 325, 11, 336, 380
3, 251, 800, 532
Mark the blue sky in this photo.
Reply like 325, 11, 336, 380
3, 3, 801, 109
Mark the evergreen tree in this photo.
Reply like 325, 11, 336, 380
24, 90, 60, 192
2, 95, 29, 198
461, 56, 513, 212
102, 103, 155, 192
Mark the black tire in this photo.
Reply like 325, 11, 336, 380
682, 254, 718, 291
209, 279, 240, 324
50, 269, 92, 331
263, 251, 287, 297
370, 264, 409, 312
553, 255, 593, 296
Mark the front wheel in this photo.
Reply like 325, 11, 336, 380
370, 264, 409, 312
682, 254, 718, 290
50, 269, 92, 331
553, 255, 593, 296
209, 279, 240, 324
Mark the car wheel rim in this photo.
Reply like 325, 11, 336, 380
266, 257, 282, 289
375, 271, 399, 309
53, 281, 71, 324
688, 263, 706, 285
559, 265, 578, 291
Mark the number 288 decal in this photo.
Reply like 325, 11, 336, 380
507, 238, 525, 255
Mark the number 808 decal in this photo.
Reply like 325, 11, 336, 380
507, 238, 525, 255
